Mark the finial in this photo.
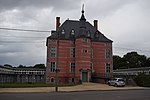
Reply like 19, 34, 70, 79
80, 4, 86, 21
82, 4, 84, 13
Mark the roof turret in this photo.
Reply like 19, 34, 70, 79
79, 4, 86, 21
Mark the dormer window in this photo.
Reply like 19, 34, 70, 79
61, 29, 65, 34
87, 30, 91, 37
71, 29, 75, 35
95, 31, 99, 38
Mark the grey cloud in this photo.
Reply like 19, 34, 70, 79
0, 0, 82, 12
0, 0, 150, 66
85, 0, 136, 19
0, 45, 26, 53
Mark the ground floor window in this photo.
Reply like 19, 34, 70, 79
50, 77, 54, 83
70, 62, 75, 73
106, 63, 111, 73
70, 78, 74, 83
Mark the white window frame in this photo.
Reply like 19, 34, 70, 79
105, 63, 111, 73
70, 62, 75, 73
82, 38, 88, 43
50, 46, 57, 57
70, 48, 75, 58
82, 49, 88, 53
50, 62, 56, 72
49, 39, 56, 44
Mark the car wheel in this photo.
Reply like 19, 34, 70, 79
115, 83, 118, 87
108, 83, 110, 86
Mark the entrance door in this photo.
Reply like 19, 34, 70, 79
82, 72, 88, 82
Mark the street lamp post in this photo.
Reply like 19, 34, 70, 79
56, 20, 60, 92
55, 68, 60, 92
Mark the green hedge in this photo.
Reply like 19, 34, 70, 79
0, 83, 77, 88
134, 73, 150, 87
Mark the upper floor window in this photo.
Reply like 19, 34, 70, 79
82, 49, 88, 53
70, 48, 75, 58
90, 48, 93, 58
82, 38, 88, 43
105, 43, 111, 46
105, 49, 111, 59
70, 41, 75, 45
50, 62, 56, 72
105, 63, 111, 73
50, 46, 57, 57
49, 39, 56, 44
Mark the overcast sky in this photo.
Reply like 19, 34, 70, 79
0, 0, 150, 66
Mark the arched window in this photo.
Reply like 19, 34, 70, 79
95, 31, 99, 38
71, 29, 75, 35
71, 78, 74, 83
51, 77, 54, 83
87, 30, 91, 37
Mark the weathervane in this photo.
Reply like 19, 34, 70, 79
82, 4, 84, 14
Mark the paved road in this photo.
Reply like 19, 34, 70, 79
0, 90, 150, 100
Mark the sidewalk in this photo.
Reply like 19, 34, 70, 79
0, 83, 149, 92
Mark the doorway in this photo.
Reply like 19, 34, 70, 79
82, 72, 88, 82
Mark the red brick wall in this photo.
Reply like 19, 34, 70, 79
46, 38, 113, 84
91, 42, 113, 74
75, 38, 91, 80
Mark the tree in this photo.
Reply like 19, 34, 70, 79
113, 55, 121, 70
4, 64, 13, 67
33, 64, 45, 69
134, 73, 150, 87
113, 51, 150, 69
123, 52, 147, 68
146, 57, 150, 67
17, 64, 26, 68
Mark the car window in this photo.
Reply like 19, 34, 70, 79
118, 79, 124, 81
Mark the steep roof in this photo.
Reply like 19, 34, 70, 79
48, 20, 112, 42
47, 9, 112, 43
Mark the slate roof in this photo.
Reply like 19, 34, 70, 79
47, 10, 113, 43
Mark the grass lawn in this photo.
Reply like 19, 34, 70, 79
0, 83, 77, 88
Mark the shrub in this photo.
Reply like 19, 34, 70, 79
134, 73, 150, 87
0, 83, 77, 88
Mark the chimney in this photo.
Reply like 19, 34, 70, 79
56, 17, 60, 31
94, 20, 98, 30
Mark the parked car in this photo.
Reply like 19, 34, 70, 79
108, 78, 125, 87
